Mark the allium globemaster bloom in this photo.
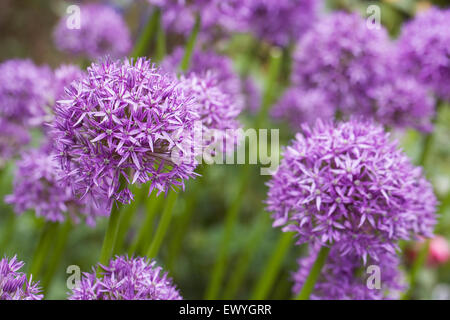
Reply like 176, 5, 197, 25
266, 119, 437, 260
0, 256, 43, 300
396, 7, 450, 101
69, 256, 182, 300
53, 4, 131, 60
293, 245, 404, 300
52, 57, 198, 205
5, 144, 109, 226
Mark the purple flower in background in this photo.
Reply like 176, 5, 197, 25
292, 12, 391, 117
0, 120, 30, 168
5, 144, 109, 226
0, 256, 43, 300
293, 245, 404, 300
245, 0, 319, 47
369, 76, 435, 132
53, 64, 85, 102
52, 57, 198, 205
53, 4, 131, 60
266, 119, 437, 260
272, 88, 334, 129
69, 256, 182, 300
0, 59, 53, 126
396, 7, 450, 101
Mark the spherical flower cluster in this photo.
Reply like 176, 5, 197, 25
0, 256, 43, 300
52, 57, 198, 205
53, 4, 131, 60
266, 119, 437, 259
0, 120, 30, 168
0, 59, 53, 126
369, 76, 435, 132
292, 12, 391, 117
293, 245, 404, 300
396, 7, 450, 101
69, 256, 182, 300
244, 0, 319, 47
5, 144, 109, 226
53, 64, 85, 102
272, 88, 334, 129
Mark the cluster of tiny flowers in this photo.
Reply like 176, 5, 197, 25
266, 119, 437, 260
271, 88, 334, 129
291, 12, 391, 117
69, 256, 182, 300
0, 256, 43, 300
5, 144, 109, 226
292, 245, 404, 300
396, 7, 450, 101
53, 4, 131, 60
53, 64, 86, 102
0, 59, 53, 126
52, 57, 198, 205
243, 0, 319, 47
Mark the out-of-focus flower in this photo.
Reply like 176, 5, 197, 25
266, 118, 437, 260
0, 120, 30, 168
0, 256, 43, 300
69, 256, 182, 300
293, 245, 404, 300
5, 144, 109, 226
428, 236, 450, 265
0, 59, 53, 126
53, 64, 85, 102
241, 76, 262, 114
292, 12, 391, 117
52, 57, 198, 205
53, 4, 131, 60
396, 7, 450, 101
271, 88, 334, 129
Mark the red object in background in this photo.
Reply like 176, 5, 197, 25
428, 236, 450, 265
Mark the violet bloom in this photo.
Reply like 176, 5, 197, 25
293, 245, 404, 300
52, 57, 198, 205
266, 119, 437, 260
245, 0, 319, 47
53, 4, 131, 60
5, 145, 109, 226
0, 120, 30, 168
396, 7, 450, 101
53, 64, 85, 102
271, 88, 334, 129
69, 256, 182, 300
292, 12, 391, 117
0, 256, 43, 300
0, 59, 53, 126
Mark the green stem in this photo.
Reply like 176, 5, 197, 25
402, 239, 430, 300
29, 222, 59, 279
296, 246, 330, 300
131, 9, 161, 58
98, 203, 122, 269
179, 14, 200, 72
145, 190, 178, 258
251, 232, 294, 300
128, 191, 164, 256
155, 16, 166, 62
41, 219, 72, 294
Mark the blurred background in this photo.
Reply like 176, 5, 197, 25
0, 0, 450, 300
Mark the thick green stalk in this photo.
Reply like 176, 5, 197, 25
128, 191, 164, 256
251, 232, 294, 300
131, 9, 160, 58
98, 203, 122, 269
155, 17, 166, 62
41, 219, 72, 294
29, 222, 59, 279
179, 14, 200, 72
296, 246, 330, 300
145, 190, 178, 258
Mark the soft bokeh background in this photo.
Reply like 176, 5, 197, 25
0, 0, 449, 299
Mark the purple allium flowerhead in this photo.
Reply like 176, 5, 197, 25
0, 59, 53, 126
396, 7, 450, 101
0, 256, 43, 300
53, 4, 131, 60
266, 119, 437, 260
69, 256, 182, 300
292, 12, 391, 117
0, 119, 31, 168
292, 245, 404, 300
53, 64, 86, 102
244, 0, 319, 47
271, 88, 334, 129
5, 143, 109, 226
369, 76, 435, 133
52, 57, 198, 205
